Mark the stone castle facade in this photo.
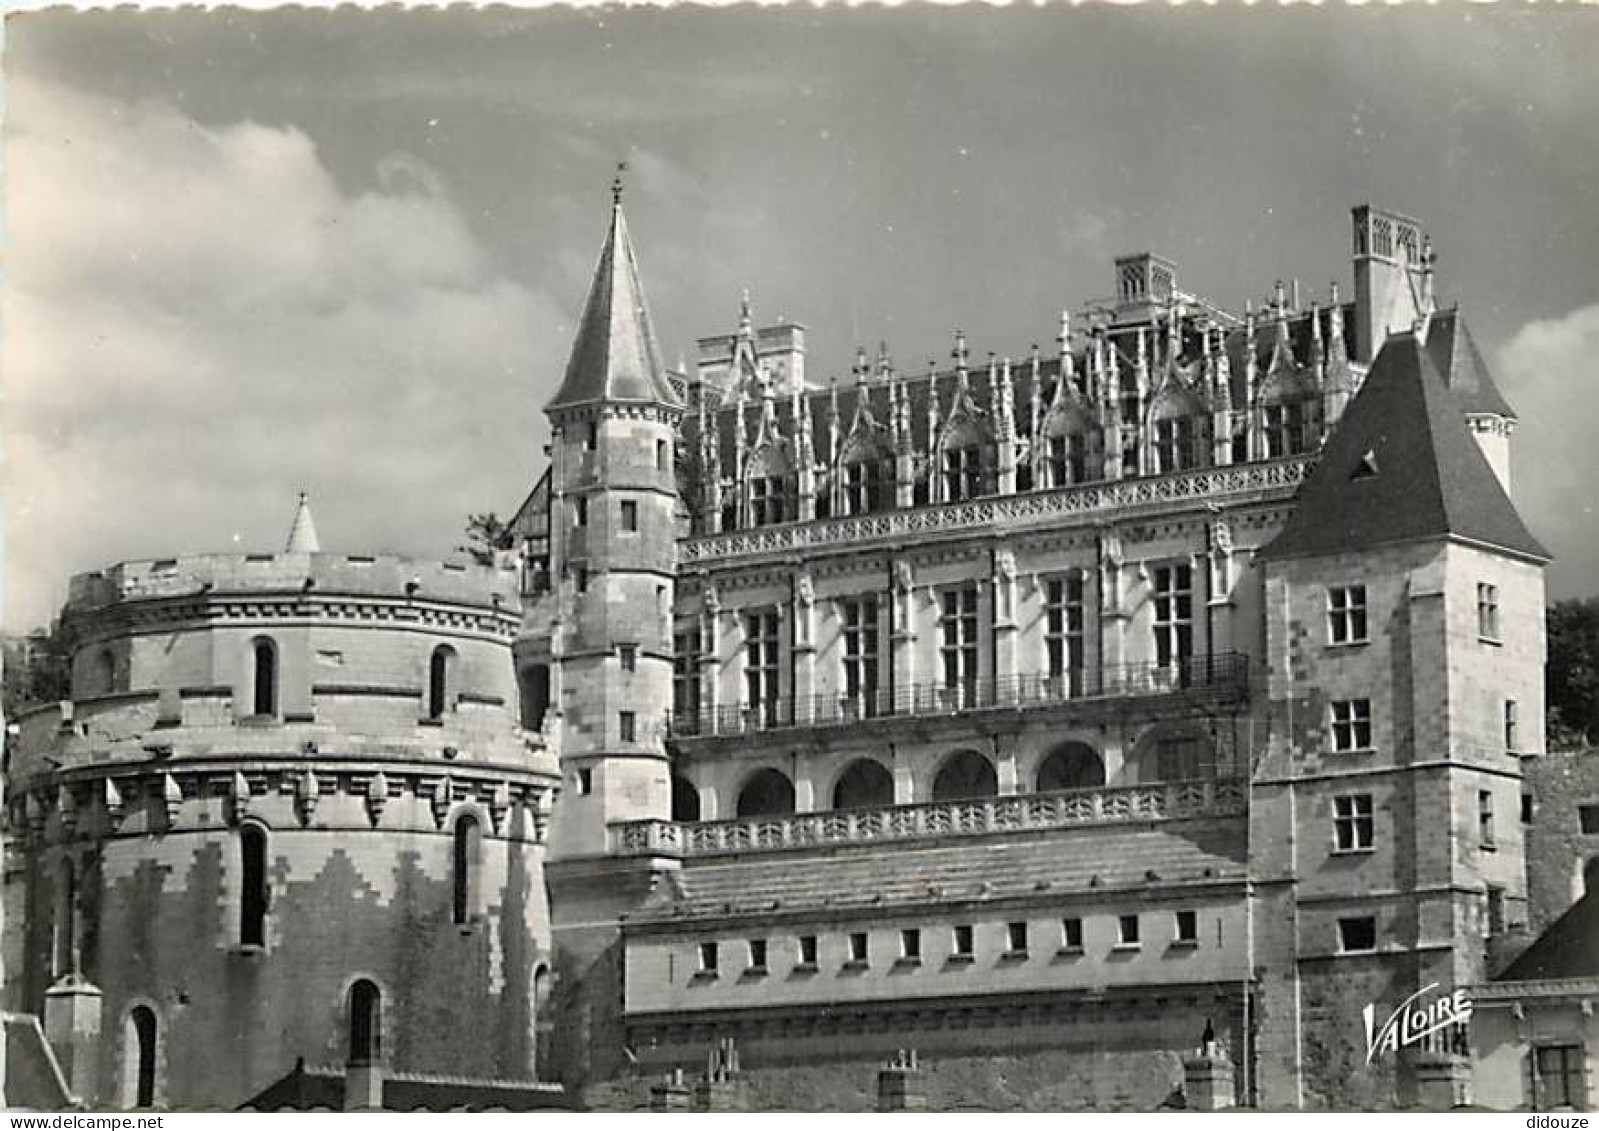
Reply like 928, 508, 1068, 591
2, 503, 562, 1108
3, 188, 1568, 1110
506, 192, 1552, 1109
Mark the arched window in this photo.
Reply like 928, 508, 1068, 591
452, 814, 480, 925
735, 768, 795, 817
251, 638, 277, 717
832, 759, 895, 809
427, 645, 455, 721
931, 750, 998, 801
126, 1006, 158, 1108
671, 776, 701, 822
1036, 742, 1106, 793
348, 979, 381, 1066
240, 824, 268, 947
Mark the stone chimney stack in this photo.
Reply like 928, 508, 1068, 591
43, 976, 103, 1106
1181, 1021, 1236, 1111
876, 1048, 928, 1112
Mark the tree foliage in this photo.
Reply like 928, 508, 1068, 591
459, 512, 510, 567
1547, 597, 1599, 751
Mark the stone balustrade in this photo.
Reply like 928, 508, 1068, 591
610, 777, 1247, 858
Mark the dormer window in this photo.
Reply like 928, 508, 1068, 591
750, 475, 787, 526
1264, 401, 1309, 458
943, 446, 982, 502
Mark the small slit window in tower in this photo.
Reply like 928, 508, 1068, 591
1504, 700, 1520, 751
452, 814, 480, 925
240, 824, 268, 947
584, 423, 597, 451
619, 644, 638, 672
1479, 790, 1496, 850
427, 646, 454, 721
251, 638, 277, 717
619, 711, 636, 743
656, 439, 669, 471
621, 500, 638, 532
574, 498, 588, 527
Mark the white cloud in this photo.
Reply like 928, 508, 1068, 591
1497, 302, 1599, 598
3, 79, 561, 630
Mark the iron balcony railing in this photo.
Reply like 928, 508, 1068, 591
668, 651, 1248, 740
610, 776, 1248, 858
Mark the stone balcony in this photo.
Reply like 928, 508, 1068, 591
609, 776, 1247, 858
668, 651, 1249, 742
680, 456, 1313, 565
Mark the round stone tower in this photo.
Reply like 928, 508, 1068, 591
2, 529, 560, 1109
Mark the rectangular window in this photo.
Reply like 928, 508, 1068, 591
952, 923, 974, 957
847, 931, 869, 964
744, 611, 781, 728
656, 438, 669, 471
1152, 564, 1194, 675
944, 446, 983, 502
574, 497, 588, 527
1117, 914, 1141, 947
1048, 433, 1089, 486
1006, 921, 1029, 954
900, 928, 921, 961
1534, 1045, 1586, 1109
1175, 910, 1198, 944
1522, 792, 1535, 825
747, 938, 767, 971
1044, 574, 1086, 696
939, 586, 980, 707
844, 461, 882, 516
584, 423, 597, 451
1060, 917, 1083, 952
1477, 582, 1501, 642
797, 935, 818, 967
842, 597, 880, 718
576, 768, 593, 796
1504, 700, 1519, 751
1580, 804, 1599, 835
619, 711, 636, 743
1154, 416, 1197, 473
751, 475, 787, 526
1330, 699, 1373, 752
618, 644, 638, 673
620, 500, 638, 532
573, 565, 589, 594
1479, 790, 1496, 849
1327, 585, 1369, 645
698, 941, 719, 973
673, 630, 701, 726
1333, 793, 1375, 853
1338, 916, 1377, 954
1486, 885, 1505, 935
1264, 401, 1308, 458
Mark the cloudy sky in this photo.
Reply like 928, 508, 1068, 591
5, 7, 1598, 630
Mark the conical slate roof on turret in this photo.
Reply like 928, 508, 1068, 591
284, 491, 321, 553
547, 194, 678, 412
1259, 330, 1547, 564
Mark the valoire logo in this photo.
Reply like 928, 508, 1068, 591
1363, 983, 1474, 1064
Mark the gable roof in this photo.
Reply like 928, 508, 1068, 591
547, 199, 678, 413
1426, 308, 1516, 419
1495, 890, 1599, 982
1258, 330, 1548, 564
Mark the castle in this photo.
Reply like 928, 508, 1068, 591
3, 186, 1570, 1110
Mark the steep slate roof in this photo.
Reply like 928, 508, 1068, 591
628, 820, 1246, 926
1494, 891, 1599, 982
2, 1013, 75, 1110
1425, 307, 1516, 420
1258, 330, 1548, 564
547, 198, 678, 412
283, 491, 321, 553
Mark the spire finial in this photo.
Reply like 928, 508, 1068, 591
611, 161, 627, 208
285, 491, 321, 554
